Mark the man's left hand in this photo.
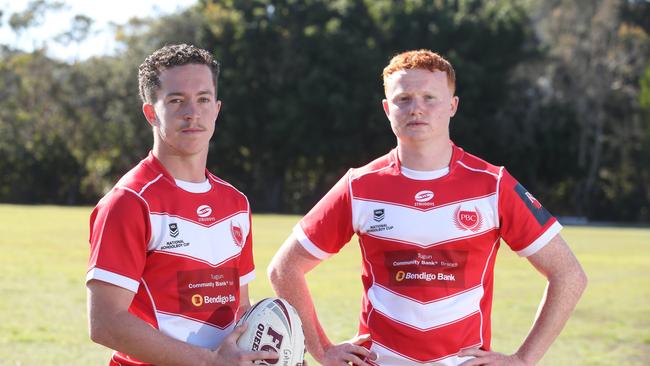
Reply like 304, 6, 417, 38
457, 348, 529, 366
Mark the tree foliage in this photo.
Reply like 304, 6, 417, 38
0, 0, 648, 222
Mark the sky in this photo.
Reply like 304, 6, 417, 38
0, 0, 197, 62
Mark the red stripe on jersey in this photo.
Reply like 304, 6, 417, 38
368, 309, 483, 362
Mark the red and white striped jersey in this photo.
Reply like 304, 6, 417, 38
295, 144, 562, 366
87, 152, 255, 366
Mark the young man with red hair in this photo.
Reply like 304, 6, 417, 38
268, 49, 587, 366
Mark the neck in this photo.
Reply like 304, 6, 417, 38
152, 146, 208, 182
397, 139, 453, 171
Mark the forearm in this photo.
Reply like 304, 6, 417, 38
270, 265, 333, 360
515, 268, 587, 364
268, 245, 333, 362
90, 308, 215, 366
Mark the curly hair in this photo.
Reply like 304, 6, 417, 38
382, 49, 456, 94
138, 44, 221, 103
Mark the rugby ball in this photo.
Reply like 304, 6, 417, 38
236, 297, 305, 366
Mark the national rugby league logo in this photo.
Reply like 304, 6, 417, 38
230, 221, 244, 247
373, 209, 385, 222
453, 206, 483, 232
169, 223, 179, 238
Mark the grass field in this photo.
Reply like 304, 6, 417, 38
0, 204, 649, 365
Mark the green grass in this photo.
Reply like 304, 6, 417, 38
0, 204, 649, 365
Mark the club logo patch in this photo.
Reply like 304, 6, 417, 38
373, 209, 385, 222
453, 206, 483, 232
169, 223, 179, 238
230, 221, 244, 247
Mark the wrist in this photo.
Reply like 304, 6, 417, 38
310, 340, 334, 362
513, 351, 535, 366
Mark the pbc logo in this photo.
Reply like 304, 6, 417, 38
230, 221, 244, 247
169, 223, 179, 238
373, 209, 385, 222
453, 206, 483, 232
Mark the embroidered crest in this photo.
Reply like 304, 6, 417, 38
230, 221, 244, 247
453, 206, 483, 232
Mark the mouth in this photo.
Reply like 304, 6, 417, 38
180, 127, 205, 134
406, 120, 428, 127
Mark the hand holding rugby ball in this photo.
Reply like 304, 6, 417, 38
236, 297, 306, 366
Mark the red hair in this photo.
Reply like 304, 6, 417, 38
382, 49, 456, 94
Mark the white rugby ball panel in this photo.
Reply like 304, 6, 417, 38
236, 297, 305, 366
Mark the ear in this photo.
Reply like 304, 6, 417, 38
449, 96, 459, 117
142, 103, 158, 127
382, 99, 390, 118
214, 100, 222, 121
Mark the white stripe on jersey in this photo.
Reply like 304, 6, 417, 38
156, 311, 235, 348
516, 221, 563, 257
148, 211, 249, 265
86, 267, 141, 293
368, 284, 483, 330
239, 270, 256, 286
293, 224, 334, 259
351, 194, 498, 247
370, 341, 477, 366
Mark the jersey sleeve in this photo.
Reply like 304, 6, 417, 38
294, 170, 355, 260
498, 169, 563, 257
239, 209, 255, 286
86, 188, 151, 292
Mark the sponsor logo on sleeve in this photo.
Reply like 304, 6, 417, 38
453, 206, 483, 232
514, 183, 552, 226
414, 190, 435, 207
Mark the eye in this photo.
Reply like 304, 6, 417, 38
168, 98, 183, 104
198, 97, 212, 103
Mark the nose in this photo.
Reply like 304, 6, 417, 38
409, 97, 424, 116
182, 101, 201, 121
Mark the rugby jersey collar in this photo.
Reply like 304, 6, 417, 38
389, 141, 465, 176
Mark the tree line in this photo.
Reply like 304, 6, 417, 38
1, 0, 649, 222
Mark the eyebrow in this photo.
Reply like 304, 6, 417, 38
164, 90, 214, 98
